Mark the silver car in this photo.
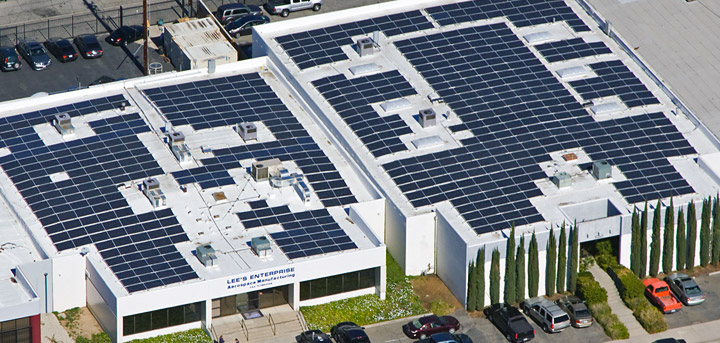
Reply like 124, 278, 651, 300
555, 295, 593, 328
664, 273, 705, 305
522, 297, 570, 333
264, 0, 322, 17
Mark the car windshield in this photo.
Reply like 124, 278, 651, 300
510, 317, 525, 323
29, 47, 45, 56
575, 309, 590, 317
2, 50, 17, 62
685, 286, 701, 295
556, 315, 569, 322
656, 286, 669, 293
411, 320, 422, 328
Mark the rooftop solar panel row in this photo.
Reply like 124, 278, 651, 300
569, 60, 661, 108
535, 38, 612, 63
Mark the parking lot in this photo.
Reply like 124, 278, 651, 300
664, 272, 720, 329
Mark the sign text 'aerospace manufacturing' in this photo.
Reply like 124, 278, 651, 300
226, 267, 296, 290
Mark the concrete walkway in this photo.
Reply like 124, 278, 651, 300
40, 313, 73, 343
588, 264, 647, 338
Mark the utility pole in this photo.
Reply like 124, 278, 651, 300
143, 0, 149, 75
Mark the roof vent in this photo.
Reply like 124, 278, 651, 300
553, 171, 571, 188
294, 179, 311, 204
252, 158, 282, 182
53, 113, 75, 135
418, 109, 436, 128
356, 38, 375, 57
168, 131, 192, 163
196, 244, 217, 267
592, 160, 612, 180
235, 122, 257, 141
251, 236, 272, 257
169, 131, 185, 144
143, 178, 166, 208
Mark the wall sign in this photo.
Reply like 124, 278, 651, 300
226, 267, 296, 290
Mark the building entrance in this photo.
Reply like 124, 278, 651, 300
212, 285, 289, 318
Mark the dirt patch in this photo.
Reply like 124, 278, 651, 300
410, 275, 463, 315
56, 307, 103, 340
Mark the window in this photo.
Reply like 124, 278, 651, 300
0, 318, 32, 343
300, 268, 377, 301
123, 302, 202, 336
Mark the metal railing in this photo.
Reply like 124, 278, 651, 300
208, 324, 219, 343
240, 318, 249, 341
297, 310, 309, 331
267, 313, 277, 336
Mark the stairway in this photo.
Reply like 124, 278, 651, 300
588, 264, 646, 337
214, 305, 305, 343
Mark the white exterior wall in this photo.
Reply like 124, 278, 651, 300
404, 212, 436, 275
52, 254, 86, 312
349, 199, 386, 243
86, 258, 119, 342
435, 210, 469, 305
384, 200, 408, 272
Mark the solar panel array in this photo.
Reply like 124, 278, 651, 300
142, 73, 357, 207
569, 60, 661, 108
535, 38, 612, 63
0, 109, 198, 293
426, 0, 591, 33
372, 21, 696, 234
275, 10, 433, 70
312, 71, 415, 157
237, 205, 358, 259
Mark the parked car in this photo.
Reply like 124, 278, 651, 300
44, 38, 78, 62
16, 40, 51, 70
652, 339, 687, 343
664, 273, 705, 306
74, 34, 103, 58
643, 278, 682, 314
215, 3, 263, 25
296, 329, 332, 343
225, 15, 270, 38
415, 332, 472, 343
484, 303, 534, 343
331, 322, 370, 343
555, 295, 593, 328
402, 314, 460, 339
106, 25, 144, 46
0, 47, 21, 71
522, 297, 570, 333
264, 0, 322, 17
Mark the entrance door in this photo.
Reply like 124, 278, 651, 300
213, 285, 290, 318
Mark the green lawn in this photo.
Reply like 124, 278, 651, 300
300, 252, 426, 332
125, 329, 212, 343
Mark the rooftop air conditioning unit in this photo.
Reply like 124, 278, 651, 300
235, 122, 257, 141
592, 160, 612, 180
356, 38, 374, 57
553, 171, 571, 188
168, 131, 192, 163
252, 158, 282, 182
294, 179, 311, 204
251, 236, 272, 257
53, 113, 75, 135
143, 178, 166, 208
196, 244, 217, 267
419, 109, 436, 128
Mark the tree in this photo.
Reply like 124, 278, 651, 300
650, 199, 662, 277
663, 198, 674, 274
631, 208, 640, 276
516, 235, 526, 302
569, 221, 579, 293
546, 227, 556, 296
490, 249, 500, 305
529, 232, 539, 297
467, 260, 476, 310
713, 196, 720, 265
557, 223, 567, 294
700, 198, 711, 267
677, 207, 686, 271
640, 201, 648, 278
475, 246, 485, 310
505, 225, 517, 304
687, 201, 697, 270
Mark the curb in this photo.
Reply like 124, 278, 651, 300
363, 312, 433, 329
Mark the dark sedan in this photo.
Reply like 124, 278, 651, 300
403, 315, 460, 339
331, 322, 370, 343
225, 15, 270, 38
415, 332, 472, 343
45, 38, 78, 62
74, 35, 104, 58
16, 40, 51, 70
555, 295, 593, 328
0, 47, 21, 71
296, 329, 332, 342
106, 25, 144, 46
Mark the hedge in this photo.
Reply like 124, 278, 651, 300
606, 264, 667, 334
577, 271, 607, 305
576, 272, 627, 339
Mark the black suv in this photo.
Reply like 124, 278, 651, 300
485, 303, 534, 343
331, 322, 370, 343
107, 25, 144, 46
0, 47, 21, 71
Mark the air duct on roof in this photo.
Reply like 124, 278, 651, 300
143, 178, 167, 208
168, 131, 192, 163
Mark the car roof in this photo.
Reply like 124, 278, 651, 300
217, 3, 249, 10
0, 47, 16, 53
419, 314, 440, 324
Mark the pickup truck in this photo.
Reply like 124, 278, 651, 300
643, 278, 682, 314
484, 303, 535, 342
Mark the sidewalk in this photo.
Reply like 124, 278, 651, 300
617, 317, 720, 343
588, 264, 647, 338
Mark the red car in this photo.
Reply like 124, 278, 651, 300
402, 315, 460, 339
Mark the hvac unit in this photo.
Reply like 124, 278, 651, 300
294, 179, 311, 204
553, 172, 571, 188
419, 109, 436, 128
235, 122, 257, 141
356, 38, 374, 57
168, 131, 192, 163
53, 113, 75, 135
196, 244, 217, 267
592, 160, 612, 180
251, 236, 272, 257
251, 158, 282, 182
143, 178, 167, 208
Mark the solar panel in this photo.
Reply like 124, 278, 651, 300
535, 38, 612, 63
569, 60, 661, 108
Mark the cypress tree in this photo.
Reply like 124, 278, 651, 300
701, 198, 711, 267
640, 201, 648, 278
677, 208, 686, 271
631, 209, 640, 276
490, 248, 500, 305
529, 232, 539, 297
687, 201, 697, 270
505, 225, 516, 304
475, 246, 485, 310
546, 227, 556, 296
467, 261, 476, 310
650, 199, 662, 277
663, 198, 675, 274
570, 221, 579, 293
713, 196, 720, 265
516, 235, 526, 302
557, 223, 567, 294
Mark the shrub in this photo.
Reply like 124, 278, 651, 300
610, 266, 645, 301
579, 256, 595, 273
589, 303, 629, 340
607, 264, 667, 334
595, 254, 618, 270
576, 272, 607, 305
625, 297, 647, 312
633, 304, 667, 334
